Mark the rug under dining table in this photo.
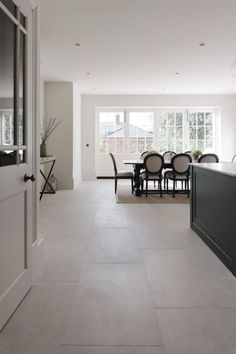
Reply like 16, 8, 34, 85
115, 185, 190, 204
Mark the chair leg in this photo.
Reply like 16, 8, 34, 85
115, 178, 117, 194
173, 178, 175, 198
131, 178, 134, 194
166, 178, 169, 194
181, 181, 183, 190
187, 179, 190, 198
154, 180, 156, 188
160, 179, 162, 198
146, 180, 148, 198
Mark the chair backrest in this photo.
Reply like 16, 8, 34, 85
184, 150, 192, 156
232, 154, 236, 163
109, 153, 117, 175
163, 151, 176, 161
198, 153, 219, 163
144, 153, 164, 175
140, 151, 149, 159
171, 153, 192, 175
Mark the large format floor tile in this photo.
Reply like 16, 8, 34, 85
39, 238, 88, 282
142, 249, 236, 308
63, 264, 163, 345
94, 210, 133, 229
135, 224, 194, 249
157, 308, 236, 354
85, 228, 141, 264
1, 181, 236, 354
0, 283, 75, 354
58, 346, 167, 354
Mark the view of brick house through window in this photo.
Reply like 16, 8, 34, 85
99, 111, 154, 154
98, 108, 218, 156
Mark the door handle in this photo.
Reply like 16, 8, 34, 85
24, 174, 36, 182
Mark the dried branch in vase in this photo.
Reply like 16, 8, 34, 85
40, 118, 62, 143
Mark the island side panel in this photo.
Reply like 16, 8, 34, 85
191, 165, 236, 276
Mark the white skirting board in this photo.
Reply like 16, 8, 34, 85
82, 172, 96, 180
32, 237, 44, 283
57, 178, 74, 190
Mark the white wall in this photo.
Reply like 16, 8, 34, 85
73, 82, 82, 187
45, 82, 74, 189
81, 94, 236, 179
44, 81, 82, 189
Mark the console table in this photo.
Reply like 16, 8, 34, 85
40, 156, 56, 200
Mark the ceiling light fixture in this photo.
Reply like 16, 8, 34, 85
86, 72, 91, 76
75, 43, 80, 47
175, 72, 180, 75
199, 42, 205, 47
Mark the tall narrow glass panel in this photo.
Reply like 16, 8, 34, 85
0, 8, 16, 165
19, 31, 26, 162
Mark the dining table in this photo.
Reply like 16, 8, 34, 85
123, 159, 171, 196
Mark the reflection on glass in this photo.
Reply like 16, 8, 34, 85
20, 12, 26, 28
0, 150, 16, 166
0, 9, 15, 147
0, 0, 16, 16
19, 149, 25, 163
19, 31, 25, 146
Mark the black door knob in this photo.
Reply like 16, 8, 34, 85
24, 174, 36, 182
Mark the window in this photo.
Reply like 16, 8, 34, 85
188, 111, 216, 152
2, 114, 14, 145
98, 111, 124, 153
159, 111, 184, 153
0, 4, 27, 166
96, 108, 218, 157
129, 112, 154, 154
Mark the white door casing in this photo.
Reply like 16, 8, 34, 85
0, 0, 35, 330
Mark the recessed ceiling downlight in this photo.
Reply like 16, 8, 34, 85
75, 43, 80, 47
199, 42, 205, 47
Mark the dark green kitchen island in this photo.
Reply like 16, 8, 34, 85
191, 162, 236, 276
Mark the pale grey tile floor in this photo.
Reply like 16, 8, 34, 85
0, 180, 235, 354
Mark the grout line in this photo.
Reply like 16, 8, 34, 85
59, 344, 165, 347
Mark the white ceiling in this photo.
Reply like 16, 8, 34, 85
40, 0, 236, 95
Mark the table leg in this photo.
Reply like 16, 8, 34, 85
40, 160, 56, 200
133, 165, 142, 196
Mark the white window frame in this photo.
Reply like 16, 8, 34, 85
156, 108, 187, 153
95, 106, 220, 156
126, 107, 156, 154
186, 107, 220, 154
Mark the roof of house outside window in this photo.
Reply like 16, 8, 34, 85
105, 124, 153, 139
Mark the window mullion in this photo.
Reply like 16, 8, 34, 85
123, 109, 129, 154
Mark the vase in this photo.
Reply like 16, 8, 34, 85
40, 142, 47, 157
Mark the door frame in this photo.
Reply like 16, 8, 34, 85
0, 0, 40, 330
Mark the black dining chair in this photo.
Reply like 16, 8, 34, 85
140, 151, 149, 159
163, 150, 176, 161
163, 151, 176, 189
232, 154, 236, 163
184, 150, 192, 156
141, 153, 164, 197
109, 153, 134, 194
165, 153, 192, 197
198, 153, 219, 163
